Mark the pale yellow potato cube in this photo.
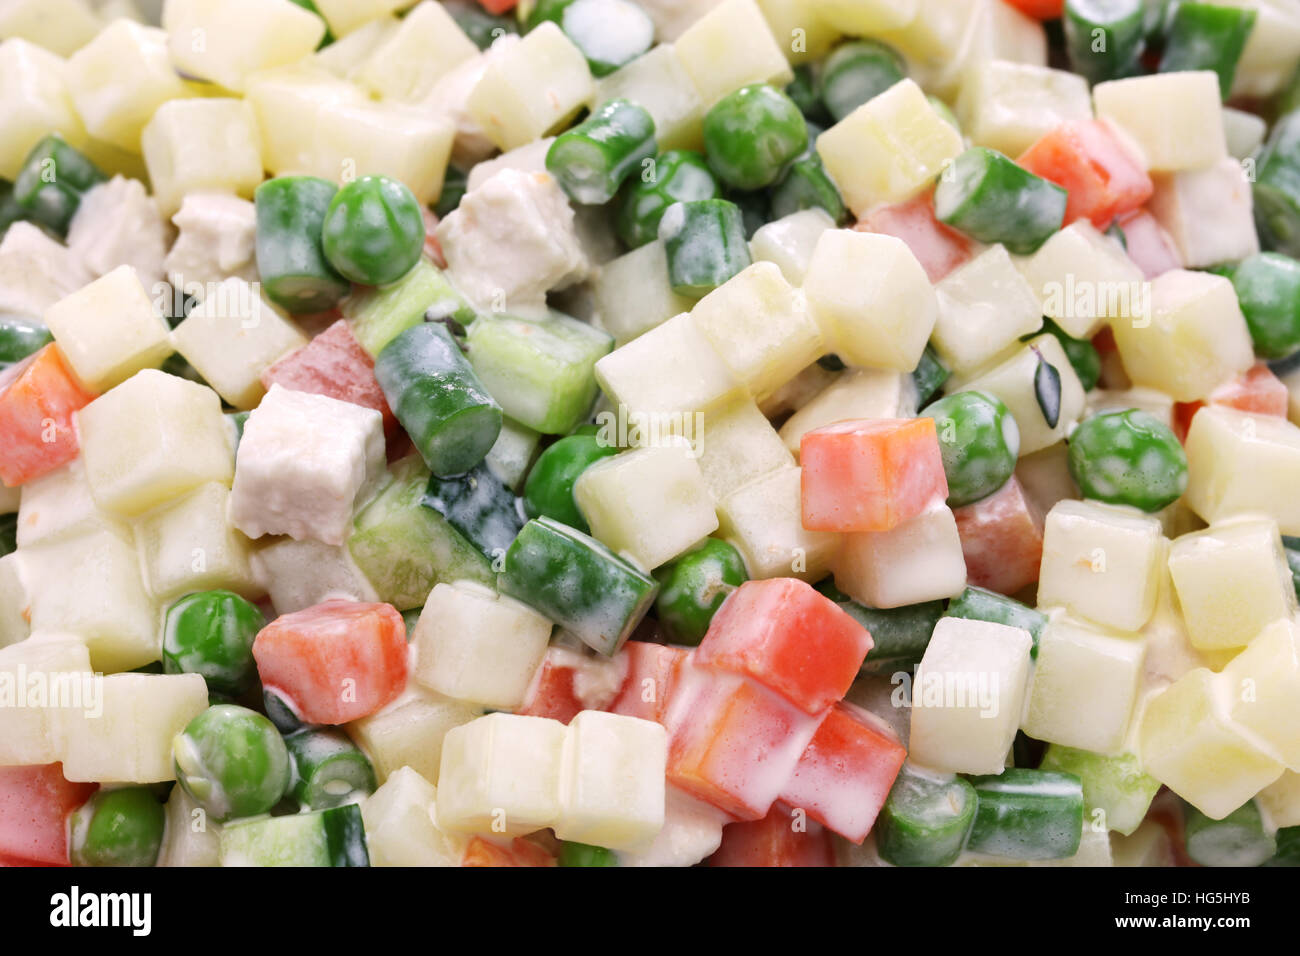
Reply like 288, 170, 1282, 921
348, 688, 480, 785
817, 78, 964, 216
674, 0, 792, 106
689, 262, 823, 401
314, 0, 415, 36
23, 526, 158, 672
244, 63, 366, 180
932, 245, 1043, 374
310, 101, 455, 205
811, 0, 916, 34
361, 766, 467, 867
77, 370, 235, 518
1137, 667, 1284, 819
1230, 0, 1300, 99
0, 553, 30, 649
1093, 71, 1226, 172
1167, 518, 1296, 652
466, 22, 593, 151
1149, 159, 1259, 270
251, 536, 379, 614
61, 673, 208, 783
956, 335, 1086, 455
353, 1, 477, 103
436, 712, 567, 836
910, 617, 1033, 775
43, 265, 172, 392
17, 456, 129, 549
1185, 407, 1300, 535
1038, 499, 1166, 633
694, 394, 794, 502
749, 208, 835, 286
956, 60, 1091, 158
0, 38, 87, 179
1016, 221, 1146, 340
591, 240, 693, 345
314, 16, 396, 77
716, 465, 838, 581
1223, 106, 1267, 161
163, 0, 324, 93
1221, 617, 1300, 769
1086, 385, 1174, 431
0, 635, 93, 765
134, 482, 259, 602
779, 367, 915, 456
66, 20, 188, 152
170, 277, 308, 410
1257, 770, 1300, 829
874, 0, 976, 62
758, 361, 838, 419
803, 229, 937, 372
1023, 617, 1147, 754
555, 711, 666, 851
832, 500, 968, 609
157, 784, 222, 867
141, 98, 263, 217
594, 44, 704, 150
964, 0, 1047, 69
414, 581, 553, 710
0, 0, 101, 57
756, 0, 840, 64
575, 441, 718, 569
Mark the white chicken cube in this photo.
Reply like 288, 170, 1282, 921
141, 98, 263, 217
436, 169, 589, 318
134, 481, 260, 602
0, 221, 91, 317
67, 176, 171, 289
716, 465, 838, 581
361, 766, 467, 867
351, 1, 477, 103
1149, 159, 1259, 269
230, 384, 385, 546
694, 394, 794, 501
956, 60, 1091, 158
163, 192, 259, 299
1093, 71, 1226, 172
749, 208, 835, 286
251, 537, 380, 614
909, 617, 1033, 775
591, 240, 694, 345
1184, 407, 1300, 535
778, 367, 916, 456
348, 687, 480, 785
832, 499, 968, 609
414, 581, 554, 710
594, 44, 705, 150
464, 137, 552, 192
932, 244, 1043, 374
0, 38, 87, 180
162, 0, 325, 93
673, 0, 793, 106
0, 634, 93, 766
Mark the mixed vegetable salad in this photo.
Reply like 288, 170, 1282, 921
1, 0, 1300, 869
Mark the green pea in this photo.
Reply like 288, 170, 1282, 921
615, 149, 720, 249
921, 391, 1021, 508
321, 175, 425, 286
173, 705, 291, 822
1230, 252, 1300, 360
702, 84, 808, 190
1067, 409, 1188, 513
768, 149, 846, 224
653, 538, 749, 645
69, 787, 166, 867
558, 841, 619, 866
523, 434, 621, 533
162, 590, 265, 696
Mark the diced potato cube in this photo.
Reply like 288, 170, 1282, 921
170, 277, 307, 410
1138, 667, 1284, 819
1093, 71, 1226, 172
243, 63, 366, 181
591, 240, 694, 345
932, 244, 1042, 374
1038, 499, 1166, 633
778, 367, 915, 456
466, 22, 593, 151
694, 394, 794, 502
77, 370, 234, 518
1223, 106, 1267, 161
1221, 617, 1300, 769
43, 265, 172, 392
1167, 517, 1296, 652
956, 335, 1086, 455
575, 440, 719, 569
874, 0, 977, 63
252, 537, 379, 614
414, 581, 553, 710
0, 38, 87, 180
0, 553, 30, 648
1258, 770, 1300, 829
1110, 269, 1254, 403
17, 456, 128, 548
361, 766, 467, 867
1184, 407, 1300, 534
594, 44, 704, 150
716, 465, 838, 581
314, 0, 414, 36
230, 385, 385, 546
909, 617, 1033, 775
352, 1, 477, 102
0, 0, 102, 57
674, 0, 792, 106
157, 784, 221, 867
1230, 0, 1300, 99
162, 0, 325, 92
956, 60, 1091, 158
348, 688, 480, 785
61, 673, 208, 783
1023, 618, 1146, 754
617, 785, 726, 866
134, 482, 259, 602
0, 635, 92, 765
435, 712, 567, 835
141, 98, 263, 217
1149, 159, 1259, 270
555, 711, 666, 850
749, 208, 835, 286
816, 77, 963, 216
309, 100, 454, 205
803, 229, 937, 372
66, 20, 187, 152
832, 499, 967, 609
1015, 221, 1145, 340
810, 0, 913, 34
689, 262, 823, 401
756, 0, 841, 64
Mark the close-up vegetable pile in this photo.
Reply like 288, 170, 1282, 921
1, 0, 1300, 871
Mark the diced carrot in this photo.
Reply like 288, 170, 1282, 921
1001, 0, 1065, 19
801, 417, 948, 533
0, 764, 96, 866
0, 345, 96, 487
951, 476, 1045, 596
1116, 209, 1182, 279
608, 641, 687, 724
516, 646, 622, 724
709, 804, 837, 867
1017, 120, 1153, 229
252, 600, 408, 724
695, 578, 872, 715
1174, 363, 1288, 442
462, 836, 556, 867
476, 0, 518, 15
856, 192, 974, 282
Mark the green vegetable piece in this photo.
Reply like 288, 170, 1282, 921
1230, 252, 1300, 360
1039, 745, 1161, 836
435, 164, 469, 218
522, 433, 620, 532
1265, 826, 1300, 866
702, 84, 808, 190
422, 461, 524, 562
254, 176, 351, 313
820, 40, 906, 122
769, 150, 846, 223
172, 704, 292, 822
1184, 799, 1276, 867
558, 840, 619, 865
12, 134, 106, 237
219, 804, 369, 867
0, 315, 52, 366
346, 259, 476, 357
1159, 1, 1257, 98
264, 687, 309, 736
816, 578, 943, 673
0, 512, 15, 558
69, 787, 165, 867
1281, 534, 1300, 601
727, 186, 770, 239
285, 729, 378, 810
876, 764, 978, 867
921, 390, 1020, 508
615, 149, 719, 249
945, 586, 1046, 658
162, 590, 265, 696
1032, 348, 1062, 429
965, 768, 1085, 861
911, 344, 950, 407
321, 174, 425, 286
1253, 111, 1300, 258
1063, 0, 1146, 85
653, 538, 749, 645
1031, 318, 1101, 392
1067, 408, 1188, 512
784, 64, 829, 124
934, 147, 1067, 255
547, 98, 657, 205
658, 198, 752, 298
